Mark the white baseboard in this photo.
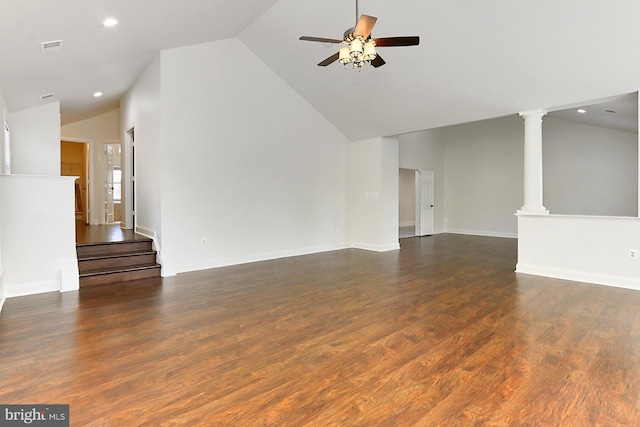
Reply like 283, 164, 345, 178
135, 225, 155, 239
350, 242, 401, 252
59, 258, 79, 292
176, 243, 351, 274
414, 229, 445, 236
0, 267, 5, 314
445, 228, 518, 239
5, 280, 59, 298
134, 226, 177, 277
516, 263, 640, 291
399, 222, 415, 228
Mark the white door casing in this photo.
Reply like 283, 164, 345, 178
105, 144, 115, 223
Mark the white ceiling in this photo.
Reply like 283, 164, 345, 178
2, 0, 640, 139
0, 0, 279, 124
547, 92, 638, 134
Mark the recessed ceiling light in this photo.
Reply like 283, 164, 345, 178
93, 92, 103, 98
576, 109, 586, 114
103, 17, 118, 28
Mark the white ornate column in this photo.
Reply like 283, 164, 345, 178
518, 109, 549, 215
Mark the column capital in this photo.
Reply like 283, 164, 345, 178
519, 108, 548, 120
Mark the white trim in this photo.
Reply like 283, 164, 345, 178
516, 213, 640, 221
134, 225, 155, 239
350, 242, 400, 252
5, 280, 59, 298
123, 126, 135, 231
134, 225, 177, 278
59, 258, 79, 292
399, 221, 415, 227
445, 228, 518, 239
61, 137, 95, 224
60, 136, 93, 144
0, 267, 5, 314
2, 173, 78, 181
177, 243, 352, 274
516, 263, 640, 291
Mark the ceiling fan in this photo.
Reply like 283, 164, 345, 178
299, 0, 419, 69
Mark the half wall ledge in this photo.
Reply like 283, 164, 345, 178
516, 213, 640, 290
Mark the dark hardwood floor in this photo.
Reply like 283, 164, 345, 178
75, 220, 149, 244
2, 234, 640, 425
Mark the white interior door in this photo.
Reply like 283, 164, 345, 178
415, 170, 435, 236
105, 144, 115, 223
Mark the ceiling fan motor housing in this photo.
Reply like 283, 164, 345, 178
344, 27, 367, 42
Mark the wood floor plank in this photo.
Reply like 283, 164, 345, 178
2, 234, 640, 425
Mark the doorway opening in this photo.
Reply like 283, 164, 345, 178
61, 141, 89, 224
399, 168, 434, 238
104, 143, 122, 224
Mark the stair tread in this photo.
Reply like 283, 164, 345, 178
76, 238, 152, 247
78, 250, 157, 261
80, 264, 161, 277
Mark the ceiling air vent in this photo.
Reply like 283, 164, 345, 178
41, 93, 55, 100
40, 40, 63, 53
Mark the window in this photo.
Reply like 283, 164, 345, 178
113, 167, 122, 203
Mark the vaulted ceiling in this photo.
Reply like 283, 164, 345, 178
1, 0, 639, 140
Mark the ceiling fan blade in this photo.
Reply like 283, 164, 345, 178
371, 55, 386, 68
318, 52, 340, 67
354, 15, 377, 39
373, 36, 420, 47
299, 36, 344, 44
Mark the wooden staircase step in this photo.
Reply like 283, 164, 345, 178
76, 235, 161, 288
76, 240, 153, 258
79, 264, 161, 287
78, 251, 158, 273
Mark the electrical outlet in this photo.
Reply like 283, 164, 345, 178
629, 249, 639, 260
201, 238, 207, 246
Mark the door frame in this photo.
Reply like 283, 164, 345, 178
123, 127, 135, 230
103, 142, 122, 223
60, 137, 92, 224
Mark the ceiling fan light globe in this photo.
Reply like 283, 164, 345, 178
363, 41, 376, 60
349, 38, 363, 59
339, 47, 351, 65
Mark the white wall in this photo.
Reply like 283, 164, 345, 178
9, 102, 61, 176
398, 112, 638, 240
442, 115, 524, 238
381, 137, 400, 246
62, 108, 122, 225
349, 137, 400, 251
517, 214, 640, 289
0, 100, 78, 300
543, 117, 638, 216
399, 129, 446, 233
1, 175, 78, 296
349, 138, 382, 249
0, 87, 6, 311
123, 38, 351, 274
121, 55, 162, 237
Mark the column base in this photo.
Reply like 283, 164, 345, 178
517, 209, 549, 215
